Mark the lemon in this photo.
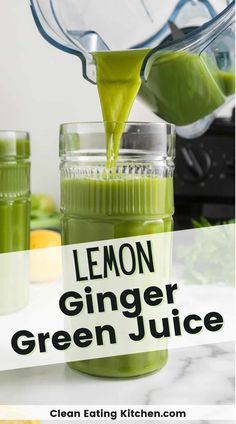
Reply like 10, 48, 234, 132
30, 229, 61, 249
30, 230, 62, 283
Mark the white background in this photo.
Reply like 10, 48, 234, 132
0, 0, 232, 203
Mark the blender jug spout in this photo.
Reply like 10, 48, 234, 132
29, 0, 110, 83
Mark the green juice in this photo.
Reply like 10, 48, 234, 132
0, 135, 30, 314
218, 70, 235, 96
62, 176, 173, 377
0, 198, 30, 253
0, 138, 30, 253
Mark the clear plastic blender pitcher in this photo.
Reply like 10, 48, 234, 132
30, 0, 235, 137
140, 1, 235, 137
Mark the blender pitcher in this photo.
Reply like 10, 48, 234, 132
140, 1, 235, 137
30, 0, 235, 137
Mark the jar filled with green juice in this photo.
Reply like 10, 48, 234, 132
0, 131, 30, 314
60, 122, 175, 377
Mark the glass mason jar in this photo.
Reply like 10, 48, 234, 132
60, 122, 175, 378
0, 131, 31, 314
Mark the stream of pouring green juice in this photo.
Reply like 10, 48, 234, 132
62, 48, 234, 377
94, 49, 149, 166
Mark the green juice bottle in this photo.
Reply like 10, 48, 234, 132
0, 131, 30, 314
60, 122, 175, 377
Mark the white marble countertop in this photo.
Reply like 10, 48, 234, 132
0, 341, 234, 423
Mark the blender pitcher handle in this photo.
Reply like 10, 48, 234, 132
141, 0, 235, 80
29, 0, 96, 83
